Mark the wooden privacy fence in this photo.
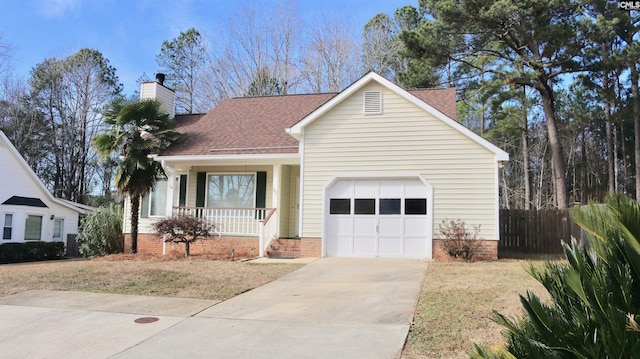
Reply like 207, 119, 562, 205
499, 209, 583, 256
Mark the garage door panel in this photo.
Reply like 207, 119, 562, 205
353, 236, 376, 256
354, 180, 378, 197
328, 235, 353, 256
378, 216, 403, 236
353, 217, 376, 235
403, 236, 427, 257
404, 217, 427, 236
378, 236, 403, 256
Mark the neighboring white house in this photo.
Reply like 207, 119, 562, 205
0, 131, 90, 245
126, 72, 508, 260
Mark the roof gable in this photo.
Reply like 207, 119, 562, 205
0, 131, 88, 214
287, 72, 508, 161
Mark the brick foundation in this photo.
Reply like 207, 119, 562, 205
300, 237, 322, 257
432, 239, 498, 261
124, 234, 260, 260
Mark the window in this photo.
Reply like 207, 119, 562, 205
24, 215, 42, 241
330, 199, 350, 215
53, 218, 64, 241
3, 214, 12, 240
405, 198, 427, 215
354, 199, 375, 215
149, 178, 168, 216
207, 174, 255, 208
379, 198, 401, 215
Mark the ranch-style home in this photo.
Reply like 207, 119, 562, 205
0, 131, 91, 247
127, 72, 508, 260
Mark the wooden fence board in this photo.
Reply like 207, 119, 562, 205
499, 209, 582, 256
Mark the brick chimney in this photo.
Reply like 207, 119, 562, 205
139, 73, 175, 118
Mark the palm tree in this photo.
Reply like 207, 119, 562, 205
473, 194, 640, 358
94, 98, 183, 253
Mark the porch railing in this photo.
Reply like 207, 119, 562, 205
172, 206, 277, 257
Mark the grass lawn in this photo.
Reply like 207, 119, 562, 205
402, 260, 551, 359
0, 254, 305, 301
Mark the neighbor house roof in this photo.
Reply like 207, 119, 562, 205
161, 85, 459, 157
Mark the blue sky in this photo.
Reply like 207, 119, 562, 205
0, 0, 414, 96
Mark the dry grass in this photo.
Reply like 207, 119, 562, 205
0, 254, 305, 301
402, 259, 551, 359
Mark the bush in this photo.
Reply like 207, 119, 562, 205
76, 204, 123, 257
0, 241, 65, 263
473, 194, 640, 358
438, 218, 481, 261
153, 215, 215, 257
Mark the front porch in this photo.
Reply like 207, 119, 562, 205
123, 159, 307, 257
172, 206, 278, 257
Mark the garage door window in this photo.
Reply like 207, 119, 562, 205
330, 199, 351, 214
405, 198, 427, 215
354, 199, 375, 215
379, 198, 401, 215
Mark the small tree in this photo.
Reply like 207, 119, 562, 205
153, 215, 215, 257
76, 204, 123, 257
438, 219, 481, 261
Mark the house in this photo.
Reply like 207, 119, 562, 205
0, 131, 90, 247
126, 72, 508, 260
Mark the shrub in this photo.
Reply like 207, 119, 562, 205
438, 218, 481, 261
0, 241, 65, 263
153, 215, 215, 257
76, 204, 123, 257
473, 194, 640, 358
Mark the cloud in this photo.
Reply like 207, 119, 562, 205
35, 0, 81, 19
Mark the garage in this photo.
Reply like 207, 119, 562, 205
325, 176, 433, 258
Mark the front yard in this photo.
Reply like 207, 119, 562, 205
0, 255, 549, 358
403, 260, 549, 358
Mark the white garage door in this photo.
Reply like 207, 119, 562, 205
325, 177, 432, 258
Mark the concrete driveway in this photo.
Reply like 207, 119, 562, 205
0, 258, 428, 359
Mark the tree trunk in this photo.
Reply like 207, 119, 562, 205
522, 130, 531, 210
537, 81, 568, 209
522, 87, 531, 210
185, 241, 190, 257
130, 195, 139, 254
632, 64, 640, 201
602, 47, 615, 194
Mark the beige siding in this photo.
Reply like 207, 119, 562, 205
301, 83, 499, 240
279, 165, 291, 237
288, 166, 300, 237
140, 82, 175, 118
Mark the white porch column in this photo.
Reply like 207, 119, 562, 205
272, 164, 281, 238
164, 165, 176, 217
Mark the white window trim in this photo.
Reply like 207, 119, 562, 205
24, 213, 44, 241
2, 212, 14, 241
53, 218, 64, 241
205, 172, 257, 208
174, 173, 189, 207
148, 177, 169, 218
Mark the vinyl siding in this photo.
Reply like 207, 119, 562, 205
301, 83, 499, 240
0, 142, 80, 241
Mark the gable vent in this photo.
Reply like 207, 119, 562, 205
363, 91, 382, 115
